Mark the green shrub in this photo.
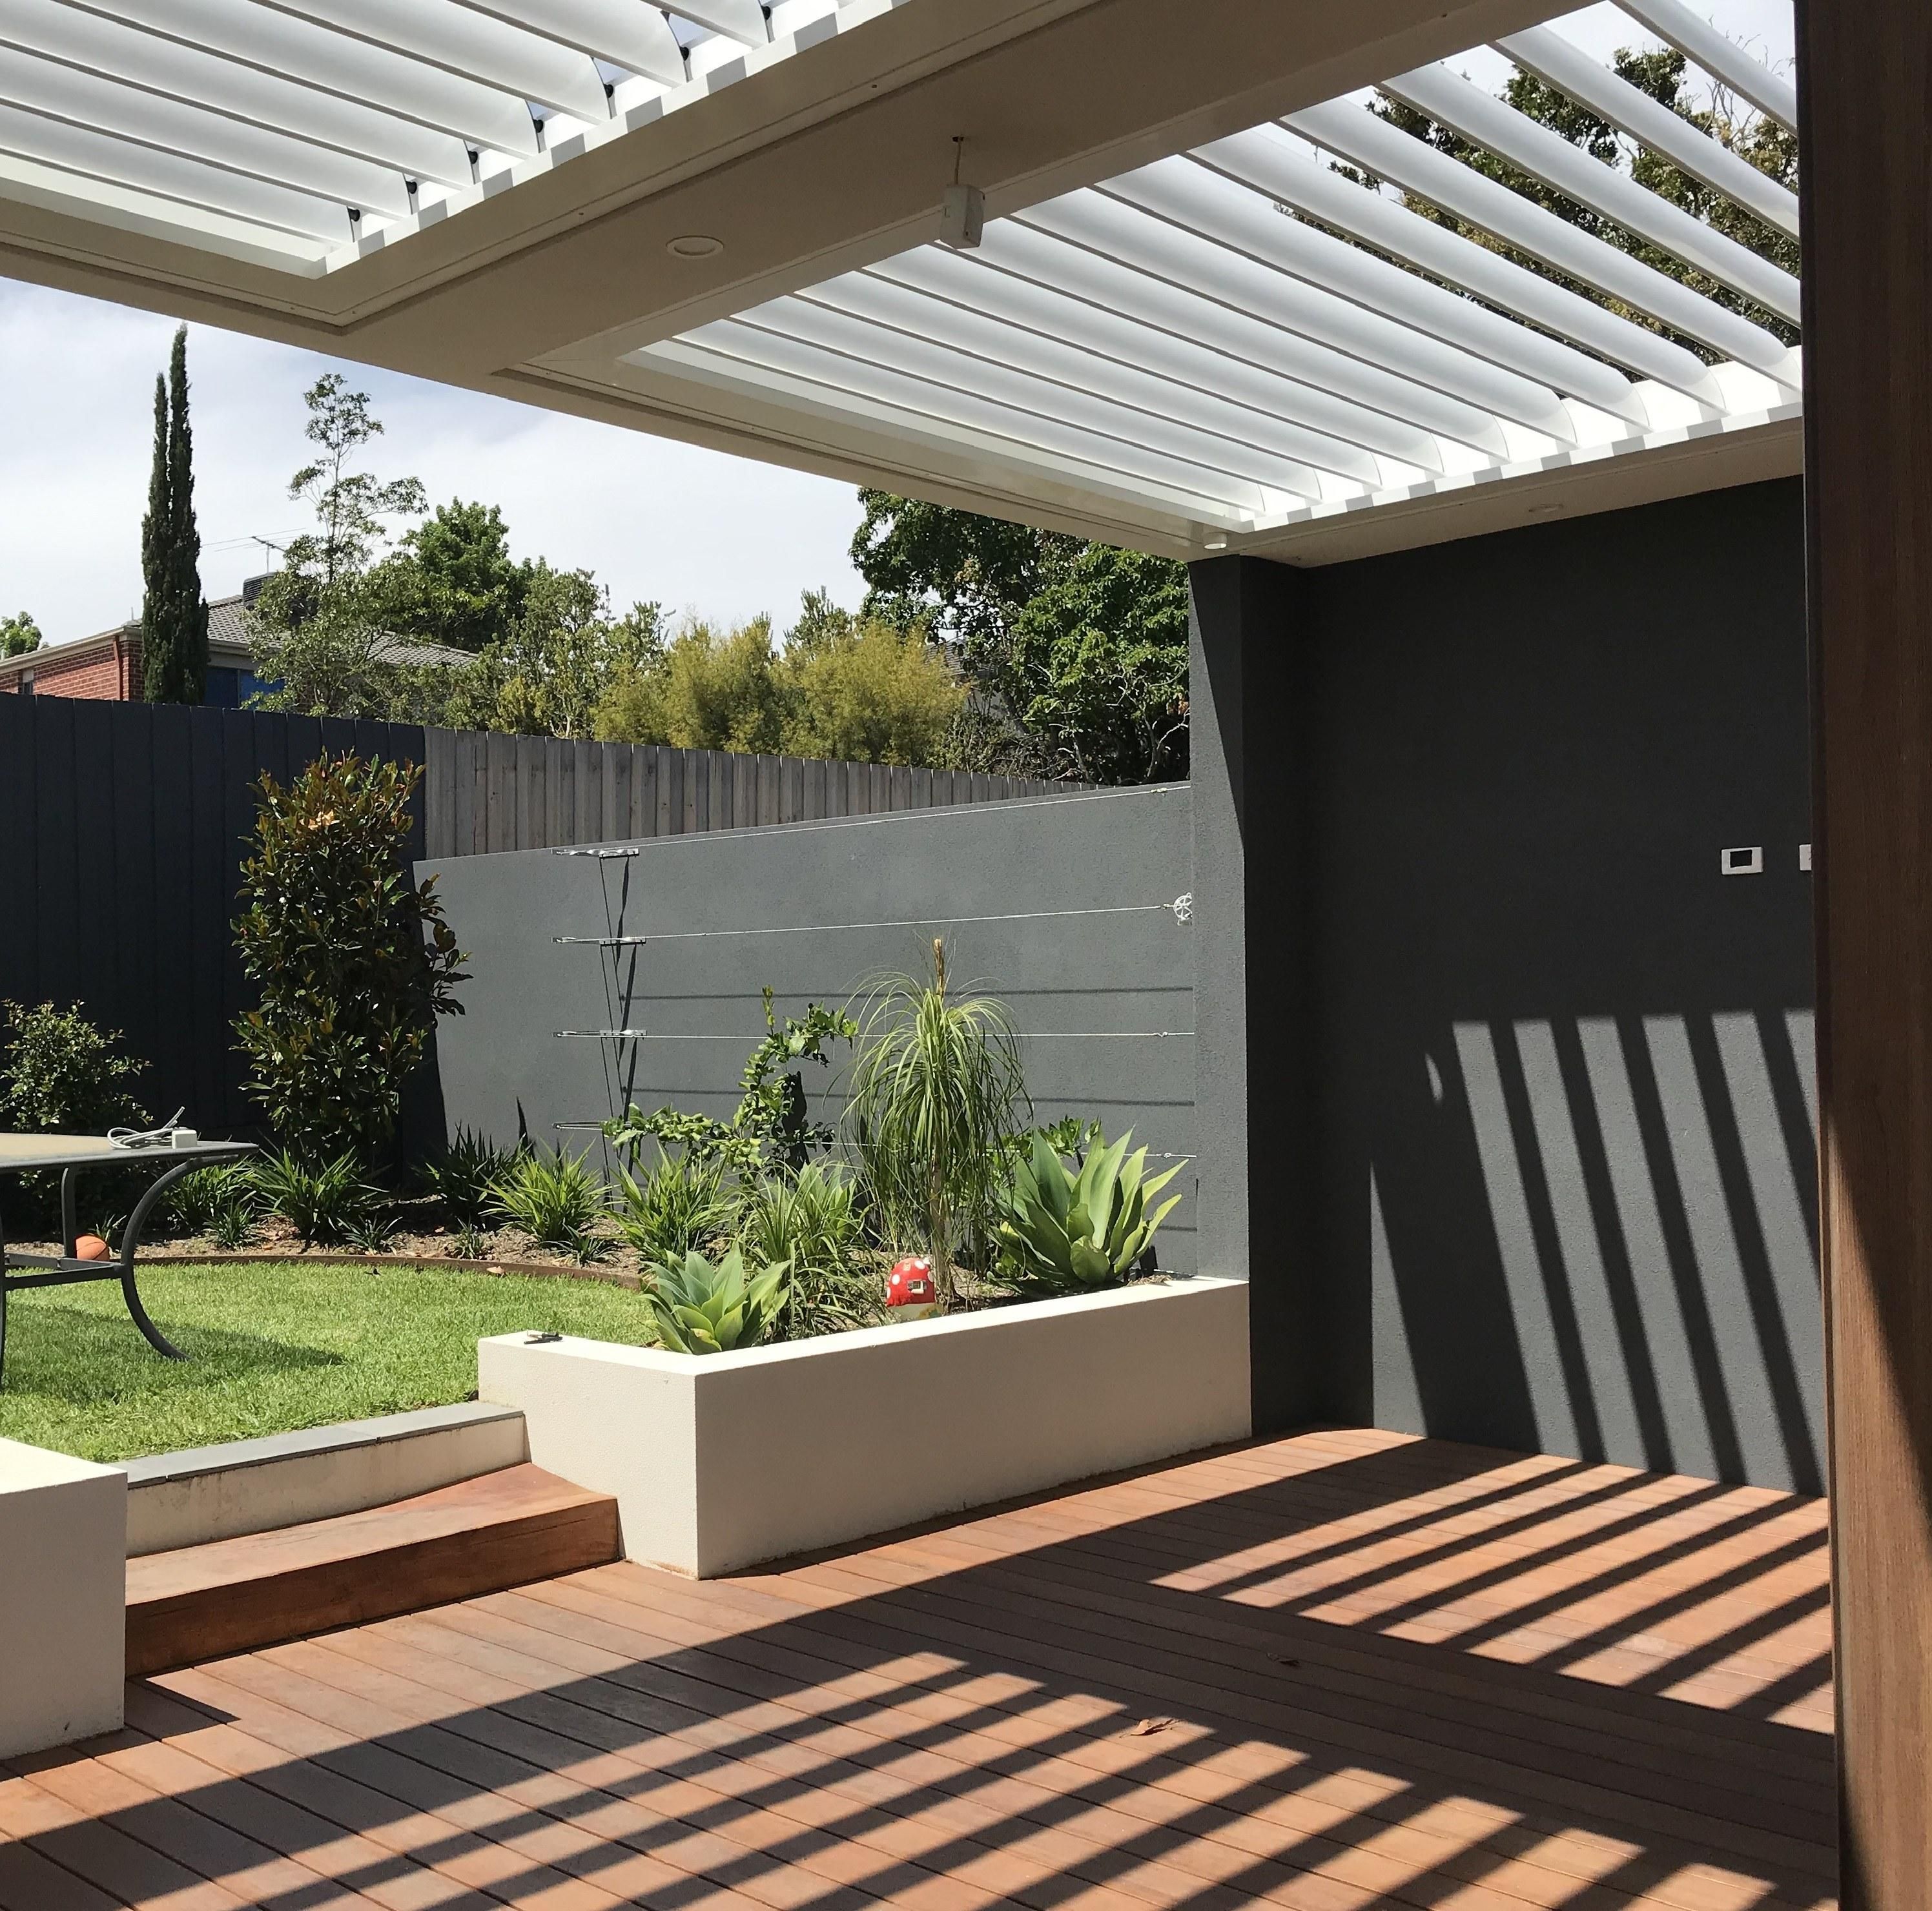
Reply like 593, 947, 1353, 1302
998, 1127, 1184, 1292
420, 1128, 520, 1227
233, 753, 468, 1161
615, 1151, 734, 1266
644, 1248, 789, 1355
847, 939, 1028, 1307
252, 1150, 382, 1248
743, 1163, 878, 1338
0, 1000, 152, 1233
0, 1000, 149, 1133
165, 1163, 259, 1242
491, 1147, 608, 1260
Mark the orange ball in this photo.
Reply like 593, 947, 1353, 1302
73, 1234, 110, 1262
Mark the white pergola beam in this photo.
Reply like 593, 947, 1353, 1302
1384, 61, 1800, 323
1204, 123, 1724, 411
1616, 0, 1798, 135
1288, 92, 1794, 375
869, 244, 1455, 471
668, 1, 772, 48
68, 0, 540, 156
956, 220, 1519, 460
19, 0, 475, 189
801, 270, 1406, 486
262, 0, 608, 124
1497, 24, 1797, 240
453, 1, 687, 87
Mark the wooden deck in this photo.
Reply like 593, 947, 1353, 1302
0, 1429, 1835, 1910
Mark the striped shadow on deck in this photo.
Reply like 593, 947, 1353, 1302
0, 1429, 1834, 1910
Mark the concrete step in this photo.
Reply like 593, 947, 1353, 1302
125, 1402, 529, 1557
125, 1463, 620, 1677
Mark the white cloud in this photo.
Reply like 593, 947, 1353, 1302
0, 282, 867, 646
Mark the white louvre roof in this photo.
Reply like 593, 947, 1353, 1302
0, 0, 905, 266
621, 0, 1802, 555
0, 0, 1801, 566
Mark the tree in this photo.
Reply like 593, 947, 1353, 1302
366, 498, 530, 653
851, 493, 1189, 784
282, 373, 426, 591
445, 569, 663, 738
0, 613, 41, 658
782, 611, 963, 767
246, 375, 431, 716
140, 325, 210, 705
597, 616, 790, 753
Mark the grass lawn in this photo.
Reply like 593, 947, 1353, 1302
0, 1261, 657, 1464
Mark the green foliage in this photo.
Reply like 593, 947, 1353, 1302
283, 372, 427, 589
615, 1152, 735, 1266
164, 1164, 258, 1242
365, 499, 529, 653
140, 325, 210, 706
998, 1127, 1184, 1292
420, 1129, 521, 1227
233, 754, 468, 1161
847, 940, 1029, 1306
443, 570, 662, 739
644, 1247, 790, 1355
851, 495, 1187, 784
252, 1150, 382, 1247
0, 1000, 149, 1133
743, 1163, 877, 1339
605, 989, 857, 1179
1359, 49, 1799, 356
1, 611, 43, 658
245, 583, 451, 722
597, 615, 788, 752
782, 611, 964, 766
489, 1146, 609, 1260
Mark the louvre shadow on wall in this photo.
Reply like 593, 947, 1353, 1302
1205, 479, 1823, 1495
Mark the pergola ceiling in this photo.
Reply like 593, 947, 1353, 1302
0, 0, 1802, 566
0, 0, 899, 265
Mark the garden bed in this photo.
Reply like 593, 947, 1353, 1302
482, 1274, 1251, 1578
0, 1260, 656, 1463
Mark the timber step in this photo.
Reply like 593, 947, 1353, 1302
125, 1462, 621, 1677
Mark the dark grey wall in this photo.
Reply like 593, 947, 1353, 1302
1195, 479, 1822, 1493
424, 786, 1199, 1271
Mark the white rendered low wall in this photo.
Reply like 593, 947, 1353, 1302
480, 1275, 1251, 1578
125, 1403, 529, 1555
0, 1439, 126, 1759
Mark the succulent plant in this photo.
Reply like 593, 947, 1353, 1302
644, 1247, 790, 1355
998, 1128, 1184, 1291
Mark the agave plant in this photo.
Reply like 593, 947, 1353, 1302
644, 1247, 790, 1356
998, 1128, 1185, 1291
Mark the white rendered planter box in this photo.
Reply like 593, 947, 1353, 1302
0, 1439, 125, 1759
480, 1275, 1250, 1578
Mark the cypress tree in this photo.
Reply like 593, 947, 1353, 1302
140, 325, 209, 704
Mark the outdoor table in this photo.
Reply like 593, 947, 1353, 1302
0, 1134, 257, 1380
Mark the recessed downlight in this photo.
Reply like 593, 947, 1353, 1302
666, 234, 723, 259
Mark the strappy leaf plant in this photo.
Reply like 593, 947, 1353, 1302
998, 1127, 1185, 1292
644, 1247, 790, 1355
847, 939, 1028, 1308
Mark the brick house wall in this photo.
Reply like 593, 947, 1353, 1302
2, 631, 141, 699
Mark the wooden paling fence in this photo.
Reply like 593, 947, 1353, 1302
421, 728, 1073, 858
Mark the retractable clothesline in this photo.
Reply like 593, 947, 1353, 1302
551, 899, 1193, 947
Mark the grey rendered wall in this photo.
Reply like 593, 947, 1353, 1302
1196, 478, 1821, 1494
424, 786, 1199, 1271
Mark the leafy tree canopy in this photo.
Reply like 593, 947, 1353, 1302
366, 498, 531, 653
0, 612, 41, 658
850, 491, 1187, 784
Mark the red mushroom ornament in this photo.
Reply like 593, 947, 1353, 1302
886, 1255, 940, 1320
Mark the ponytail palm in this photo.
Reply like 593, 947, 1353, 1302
848, 939, 1028, 1306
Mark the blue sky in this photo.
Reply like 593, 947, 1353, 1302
0, 2, 1795, 648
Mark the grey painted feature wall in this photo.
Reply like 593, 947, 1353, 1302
1193, 479, 1821, 1494
425, 786, 1200, 1271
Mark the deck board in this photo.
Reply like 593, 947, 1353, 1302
3, 1431, 1836, 1910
